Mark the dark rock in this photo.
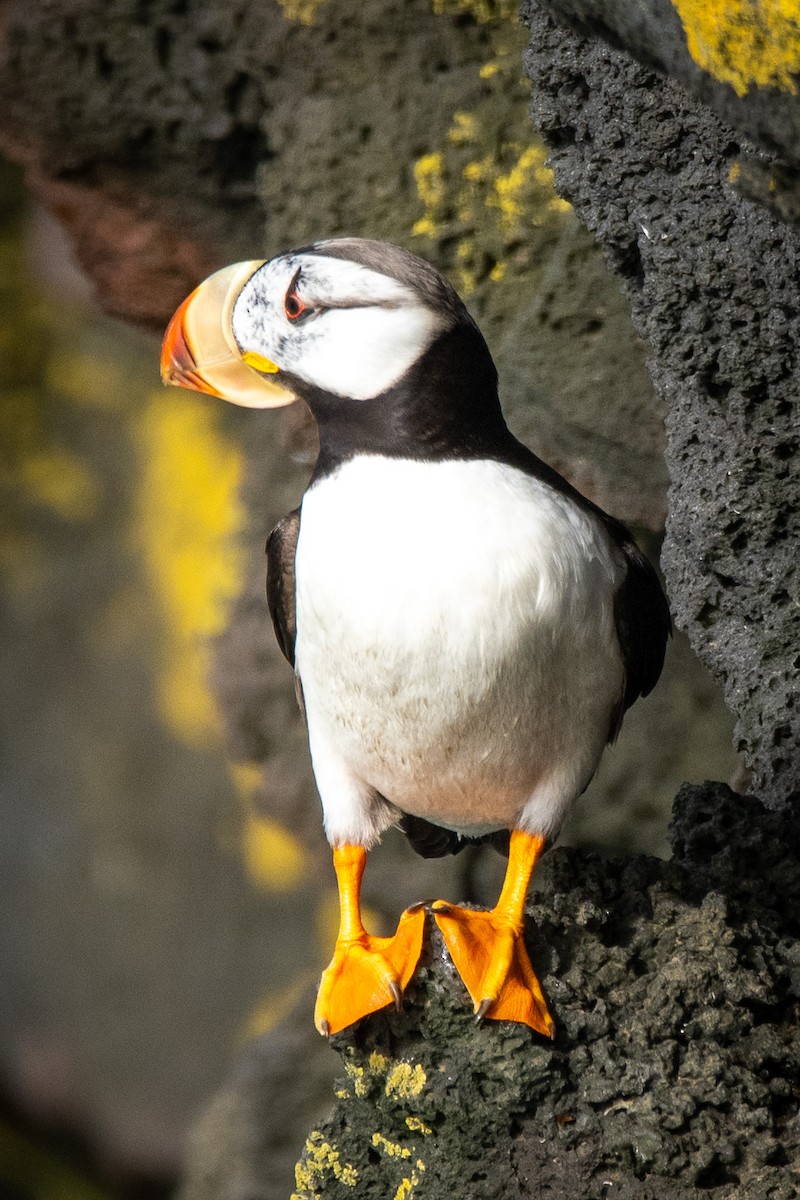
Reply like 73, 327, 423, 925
524, 2, 800, 807
533, 0, 800, 176
182, 784, 800, 1199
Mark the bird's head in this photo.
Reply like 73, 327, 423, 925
161, 238, 480, 407
162, 238, 505, 464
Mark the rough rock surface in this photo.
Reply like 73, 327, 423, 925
179, 785, 800, 1200
524, 2, 800, 807
533, 0, 800, 175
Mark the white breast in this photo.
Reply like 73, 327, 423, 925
294, 455, 625, 845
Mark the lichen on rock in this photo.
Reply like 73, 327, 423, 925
286, 784, 800, 1199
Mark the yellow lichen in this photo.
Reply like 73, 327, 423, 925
411, 2, 572, 292
432, 0, 518, 21
240, 975, 311, 1041
412, 153, 447, 237
229, 761, 264, 795
231, 760, 307, 890
491, 147, 535, 229
448, 111, 479, 145
241, 812, 306, 892
490, 144, 569, 230
405, 1116, 433, 1135
385, 1062, 427, 1099
412, 102, 570, 294
391, 1160, 426, 1200
672, 0, 800, 96
133, 392, 245, 744
295, 1131, 358, 1192
275, 0, 328, 24
371, 1132, 411, 1158
344, 1059, 369, 1098
369, 1051, 390, 1072
45, 349, 127, 411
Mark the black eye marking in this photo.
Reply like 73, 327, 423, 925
284, 268, 315, 322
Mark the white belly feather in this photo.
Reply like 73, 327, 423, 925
294, 456, 625, 846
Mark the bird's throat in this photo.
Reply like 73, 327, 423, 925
303, 324, 512, 479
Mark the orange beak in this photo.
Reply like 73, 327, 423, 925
160, 261, 297, 409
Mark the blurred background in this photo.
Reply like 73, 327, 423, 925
0, 2, 741, 1197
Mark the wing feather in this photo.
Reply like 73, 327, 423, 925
604, 520, 672, 741
266, 508, 300, 667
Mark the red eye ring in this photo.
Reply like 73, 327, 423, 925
284, 289, 306, 320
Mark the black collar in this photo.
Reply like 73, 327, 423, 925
293, 323, 519, 484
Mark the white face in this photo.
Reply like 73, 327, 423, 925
230, 252, 450, 401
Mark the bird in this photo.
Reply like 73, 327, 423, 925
161, 237, 671, 1040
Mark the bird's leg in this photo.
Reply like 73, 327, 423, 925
314, 844, 426, 1036
432, 830, 555, 1038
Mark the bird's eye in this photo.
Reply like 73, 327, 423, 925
284, 288, 307, 321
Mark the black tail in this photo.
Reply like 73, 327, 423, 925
400, 813, 510, 859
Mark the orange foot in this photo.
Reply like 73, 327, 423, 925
315, 844, 426, 1036
432, 828, 555, 1038
432, 902, 554, 1037
315, 907, 426, 1036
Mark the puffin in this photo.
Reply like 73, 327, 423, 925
161, 238, 671, 1039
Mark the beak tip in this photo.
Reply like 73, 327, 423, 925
159, 346, 184, 389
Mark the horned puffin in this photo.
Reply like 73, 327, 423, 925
161, 238, 671, 1039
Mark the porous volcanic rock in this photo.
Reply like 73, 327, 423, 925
179, 784, 800, 1200
524, 1, 800, 807
532, 0, 800, 176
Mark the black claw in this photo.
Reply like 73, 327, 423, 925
319, 1019, 331, 1038
475, 998, 493, 1024
431, 901, 453, 914
389, 980, 402, 1011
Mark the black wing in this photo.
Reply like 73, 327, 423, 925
604, 518, 672, 741
266, 508, 300, 667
